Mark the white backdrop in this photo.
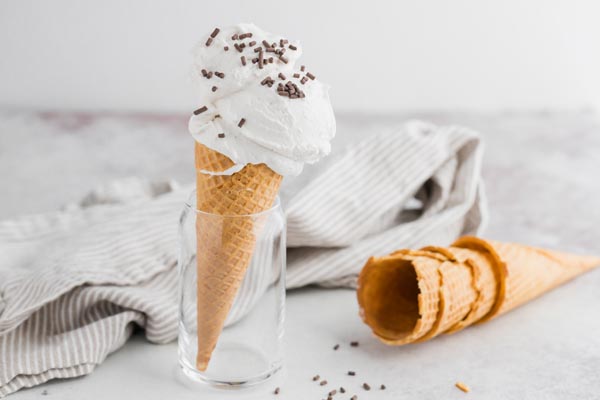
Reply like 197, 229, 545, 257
0, 0, 598, 113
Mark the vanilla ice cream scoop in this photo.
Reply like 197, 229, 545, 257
188, 23, 336, 176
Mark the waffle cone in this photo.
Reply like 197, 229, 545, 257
357, 237, 600, 346
194, 143, 282, 371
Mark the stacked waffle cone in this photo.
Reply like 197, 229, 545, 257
194, 142, 282, 371
357, 236, 600, 345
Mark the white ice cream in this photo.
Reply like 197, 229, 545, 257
188, 23, 336, 176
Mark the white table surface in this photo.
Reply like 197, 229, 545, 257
2, 110, 600, 400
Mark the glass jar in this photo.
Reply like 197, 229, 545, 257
178, 192, 286, 387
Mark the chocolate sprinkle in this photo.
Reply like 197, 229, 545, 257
231, 33, 239, 40
350, 341, 359, 347
211, 86, 217, 92
363, 383, 371, 391
279, 56, 288, 64
205, 37, 213, 47
201, 69, 208, 77
312, 375, 320, 381
307, 72, 316, 80
340, 387, 346, 393
193, 106, 208, 115
319, 380, 328, 386
333, 344, 340, 350
380, 384, 386, 390
217, 133, 225, 138
351, 396, 358, 400
278, 73, 286, 80
206, 71, 213, 79
224, 46, 229, 51
238, 118, 246, 127
300, 77, 308, 84
241, 56, 246, 66
215, 72, 225, 78
348, 371, 356, 376
301, 65, 306, 71
210, 28, 220, 38
293, 73, 300, 78
249, 40, 256, 47
288, 44, 297, 50
274, 387, 280, 395
234, 43, 243, 52
328, 390, 337, 396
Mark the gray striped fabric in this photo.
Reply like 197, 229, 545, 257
0, 120, 486, 397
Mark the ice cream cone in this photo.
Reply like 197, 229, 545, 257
194, 142, 282, 371
357, 238, 600, 346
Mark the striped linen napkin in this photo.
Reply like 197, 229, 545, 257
0, 120, 486, 397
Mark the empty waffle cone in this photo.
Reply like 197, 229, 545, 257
194, 143, 282, 371
357, 238, 600, 346
453, 236, 600, 322
357, 250, 444, 345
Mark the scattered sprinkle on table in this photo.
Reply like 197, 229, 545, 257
348, 371, 356, 376
340, 387, 346, 393
328, 389, 337, 396
217, 133, 225, 138
333, 344, 340, 350
380, 384, 386, 390
363, 383, 371, 391
350, 341, 359, 347
210, 27, 220, 38
312, 375, 320, 381
350, 396, 358, 400
455, 382, 470, 393
273, 387, 280, 395
319, 380, 328, 386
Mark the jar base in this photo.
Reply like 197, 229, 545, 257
179, 342, 282, 388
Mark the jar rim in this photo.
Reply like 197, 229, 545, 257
184, 190, 282, 218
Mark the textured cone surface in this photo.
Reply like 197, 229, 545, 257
453, 236, 600, 321
416, 258, 477, 342
443, 247, 498, 333
194, 143, 282, 371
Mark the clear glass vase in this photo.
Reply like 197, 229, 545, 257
178, 191, 286, 387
